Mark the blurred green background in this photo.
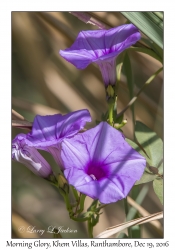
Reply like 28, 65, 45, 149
12, 12, 163, 238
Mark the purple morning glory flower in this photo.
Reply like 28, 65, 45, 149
13, 109, 91, 168
59, 24, 141, 89
12, 134, 52, 178
60, 122, 146, 204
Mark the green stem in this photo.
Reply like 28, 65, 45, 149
108, 101, 115, 125
87, 218, 93, 238
116, 67, 163, 119
64, 193, 72, 213
77, 194, 86, 213
124, 198, 132, 238
96, 203, 107, 212
70, 214, 89, 222
71, 186, 79, 202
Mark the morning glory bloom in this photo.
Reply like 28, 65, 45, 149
17, 109, 91, 168
60, 122, 146, 204
59, 24, 141, 97
12, 134, 52, 178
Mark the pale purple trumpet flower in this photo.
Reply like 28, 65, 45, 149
12, 109, 91, 170
59, 24, 141, 99
60, 122, 146, 204
12, 134, 52, 178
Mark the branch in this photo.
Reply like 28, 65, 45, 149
69, 12, 110, 29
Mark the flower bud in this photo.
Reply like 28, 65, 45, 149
106, 85, 115, 98
57, 174, 69, 195
12, 135, 52, 178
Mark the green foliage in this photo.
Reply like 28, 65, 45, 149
135, 121, 163, 168
121, 12, 163, 49
123, 52, 135, 134
117, 233, 128, 238
125, 138, 148, 160
128, 46, 162, 63
125, 138, 156, 185
130, 225, 141, 238
127, 121, 163, 204
135, 171, 157, 185
153, 178, 163, 204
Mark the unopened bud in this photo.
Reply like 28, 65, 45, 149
114, 119, 127, 129
106, 85, 115, 98
12, 135, 52, 178
57, 174, 69, 195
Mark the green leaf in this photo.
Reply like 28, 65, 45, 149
127, 185, 149, 220
130, 225, 141, 238
125, 138, 148, 160
126, 123, 163, 185
153, 178, 163, 204
126, 138, 156, 184
117, 233, 128, 238
123, 52, 135, 136
135, 121, 163, 168
150, 42, 163, 60
158, 162, 163, 175
140, 37, 163, 60
128, 46, 162, 63
135, 172, 156, 185
153, 12, 163, 21
121, 12, 163, 49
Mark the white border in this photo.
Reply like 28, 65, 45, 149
1, 0, 174, 248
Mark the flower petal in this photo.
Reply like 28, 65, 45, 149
59, 49, 95, 69
61, 138, 89, 170
12, 135, 52, 178
98, 24, 141, 61
59, 29, 107, 69
61, 122, 146, 203
59, 24, 141, 69
64, 169, 125, 203
26, 109, 91, 148
80, 122, 124, 163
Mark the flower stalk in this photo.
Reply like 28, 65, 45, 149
108, 99, 115, 125
88, 218, 94, 238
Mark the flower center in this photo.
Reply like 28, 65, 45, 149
90, 174, 97, 181
86, 163, 107, 181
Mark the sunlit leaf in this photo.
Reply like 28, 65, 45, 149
153, 178, 163, 204
126, 123, 163, 185
121, 12, 163, 48
153, 12, 163, 20
135, 172, 156, 185
125, 138, 148, 160
125, 138, 156, 185
135, 121, 163, 168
